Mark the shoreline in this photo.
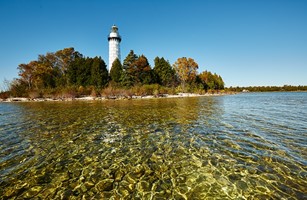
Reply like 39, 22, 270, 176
0, 92, 232, 103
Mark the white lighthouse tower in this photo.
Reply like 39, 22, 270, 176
108, 25, 121, 72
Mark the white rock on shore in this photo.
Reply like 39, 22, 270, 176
0, 93, 227, 102
6, 98, 30, 102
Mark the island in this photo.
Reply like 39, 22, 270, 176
0, 47, 226, 101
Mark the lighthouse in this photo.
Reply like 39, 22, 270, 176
108, 25, 121, 72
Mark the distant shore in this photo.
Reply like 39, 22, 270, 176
0, 92, 233, 102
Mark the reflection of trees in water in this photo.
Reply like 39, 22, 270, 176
2, 95, 305, 199
13, 98, 225, 146
172, 98, 199, 124
12, 98, 226, 161
1, 97, 229, 199
107, 98, 219, 128
173, 97, 224, 126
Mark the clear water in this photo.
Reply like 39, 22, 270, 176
0, 92, 306, 199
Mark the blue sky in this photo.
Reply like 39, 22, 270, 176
0, 0, 306, 88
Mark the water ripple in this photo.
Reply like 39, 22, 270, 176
0, 92, 306, 199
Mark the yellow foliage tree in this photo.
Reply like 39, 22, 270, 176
173, 57, 198, 91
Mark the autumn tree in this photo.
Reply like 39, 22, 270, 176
199, 70, 225, 91
17, 47, 82, 90
14, 46, 226, 97
122, 51, 155, 85
8, 79, 28, 97
110, 58, 123, 83
36, 53, 56, 88
54, 47, 79, 75
17, 62, 35, 89
55, 48, 82, 86
173, 57, 198, 91
199, 71, 212, 91
134, 55, 155, 84
18, 61, 53, 90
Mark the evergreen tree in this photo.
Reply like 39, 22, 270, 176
213, 74, 224, 90
122, 50, 138, 85
67, 57, 84, 86
91, 56, 108, 87
123, 50, 138, 70
77, 57, 92, 86
153, 57, 176, 87
120, 70, 134, 87
14, 46, 228, 97
110, 58, 123, 83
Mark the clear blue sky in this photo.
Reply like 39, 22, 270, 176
0, 0, 306, 88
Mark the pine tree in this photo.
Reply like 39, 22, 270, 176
153, 57, 176, 87
122, 50, 138, 85
110, 58, 123, 83
123, 50, 138, 70
91, 57, 108, 87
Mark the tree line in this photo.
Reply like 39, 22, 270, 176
2, 47, 225, 98
226, 85, 307, 92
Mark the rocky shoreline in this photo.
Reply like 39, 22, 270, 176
0, 93, 230, 102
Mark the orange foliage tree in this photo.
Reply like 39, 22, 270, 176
173, 57, 198, 91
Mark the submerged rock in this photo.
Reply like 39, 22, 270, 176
173, 191, 188, 200
114, 169, 125, 181
21, 186, 43, 198
133, 164, 145, 178
236, 180, 248, 191
136, 181, 151, 193
96, 179, 114, 192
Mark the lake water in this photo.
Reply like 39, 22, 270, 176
0, 92, 306, 199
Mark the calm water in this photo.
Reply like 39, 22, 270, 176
0, 92, 306, 199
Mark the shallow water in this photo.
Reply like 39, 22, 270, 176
0, 92, 306, 199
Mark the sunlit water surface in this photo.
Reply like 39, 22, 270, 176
0, 92, 306, 199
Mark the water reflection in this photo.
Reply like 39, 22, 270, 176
0, 94, 306, 199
